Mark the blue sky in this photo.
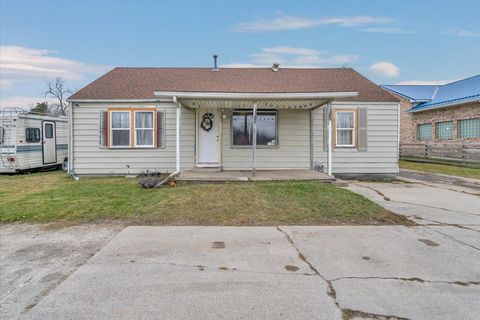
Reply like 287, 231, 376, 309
1, 0, 479, 108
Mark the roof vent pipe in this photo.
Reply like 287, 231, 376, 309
212, 55, 219, 71
272, 62, 280, 72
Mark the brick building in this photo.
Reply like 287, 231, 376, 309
382, 75, 480, 164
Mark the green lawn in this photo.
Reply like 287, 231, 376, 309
0, 171, 411, 225
399, 160, 480, 180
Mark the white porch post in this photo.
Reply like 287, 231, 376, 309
327, 102, 333, 176
174, 96, 181, 173
252, 102, 257, 177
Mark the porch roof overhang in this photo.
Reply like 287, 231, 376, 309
154, 91, 358, 109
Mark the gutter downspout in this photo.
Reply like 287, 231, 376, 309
396, 102, 400, 174
173, 96, 181, 174
327, 101, 333, 176
155, 96, 181, 185
252, 102, 257, 177
68, 101, 78, 179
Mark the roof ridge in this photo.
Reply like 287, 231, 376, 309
112, 66, 354, 71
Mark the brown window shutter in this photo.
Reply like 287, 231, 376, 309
99, 111, 108, 147
323, 106, 328, 151
357, 107, 368, 151
156, 111, 165, 148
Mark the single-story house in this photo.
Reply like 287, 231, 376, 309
67, 66, 400, 178
382, 75, 479, 163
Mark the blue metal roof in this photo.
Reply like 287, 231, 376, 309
381, 85, 438, 101
382, 75, 480, 112
410, 75, 480, 111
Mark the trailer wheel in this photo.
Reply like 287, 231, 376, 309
62, 159, 68, 171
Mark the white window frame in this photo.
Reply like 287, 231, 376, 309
109, 111, 131, 148
134, 110, 155, 148
335, 110, 356, 147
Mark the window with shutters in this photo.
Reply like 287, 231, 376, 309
334, 110, 356, 147
110, 111, 131, 147
134, 111, 154, 147
106, 109, 163, 148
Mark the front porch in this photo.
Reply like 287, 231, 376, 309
177, 169, 334, 182
155, 90, 359, 177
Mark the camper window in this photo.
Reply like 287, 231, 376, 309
26, 128, 41, 143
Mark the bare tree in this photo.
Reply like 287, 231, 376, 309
44, 77, 71, 116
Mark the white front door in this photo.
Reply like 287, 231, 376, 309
42, 121, 56, 164
198, 110, 220, 165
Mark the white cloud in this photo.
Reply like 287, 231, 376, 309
0, 95, 57, 110
0, 45, 110, 91
363, 27, 414, 34
232, 15, 393, 32
396, 79, 454, 85
446, 29, 480, 38
224, 46, 359, 68
262, 46, 320, 56
368, 61, 400, 78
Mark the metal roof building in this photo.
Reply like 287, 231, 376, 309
381, 75, 480, 112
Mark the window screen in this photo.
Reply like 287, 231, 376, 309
26, 128, 41, 143
111, 112, 130, 146
335, 111, 355, 147
232, 110, 277, 146
417, 123, 432, 141
135, 111, 154, 146
435, 121, 453, 140
458, 118, 480, 139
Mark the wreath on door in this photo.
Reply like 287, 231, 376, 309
200, 113, 214, 132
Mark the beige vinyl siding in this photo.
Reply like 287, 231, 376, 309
330, 102, 399, 175
221, 109, 311, 170
72, 102, 194, 175
311, 105, 327, 169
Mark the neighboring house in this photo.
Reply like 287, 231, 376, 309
67, 66, 400, 178
382, 75, 480, 164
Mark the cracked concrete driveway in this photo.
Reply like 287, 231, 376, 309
2, 174, 480, 320
20, 225, 480, 319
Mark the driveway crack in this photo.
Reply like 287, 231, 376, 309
412, 216, 480, 232
122, 261, 316, 276
330, 276, 480, 286
425, 226, 480, 251
342, 308, 410, 320
276, 227, 340, 309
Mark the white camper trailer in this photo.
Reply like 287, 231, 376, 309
0, 109, 68, 173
